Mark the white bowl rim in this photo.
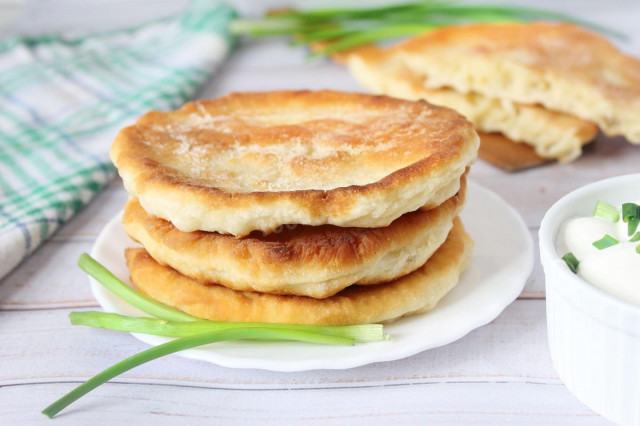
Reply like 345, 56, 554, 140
539, 173, 640, 318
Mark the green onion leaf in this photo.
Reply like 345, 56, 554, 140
77, 253, 197, 322
231, 1, 626, 55
561, 252, 580, 273
628, 216, 640, 237
622, 203, 639, 223
313, 24, 440, 55
69, 311, 388, 343
593, 201, 620, 222
622, 202, 640, 235
630, 232, 640, 242
623, 202, 640, 235
42, 328, 353, 418
592, 234, 619, 250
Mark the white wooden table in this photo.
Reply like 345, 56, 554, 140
2, 1, 639, 424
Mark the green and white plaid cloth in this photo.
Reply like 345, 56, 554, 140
0, 1, 235, 278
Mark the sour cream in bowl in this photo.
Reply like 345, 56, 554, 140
539, 174, 640, 426
557, 200, 640, 307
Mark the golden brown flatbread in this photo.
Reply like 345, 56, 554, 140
111, 90, 478, 236
125, 217, 473, 326
344, 43, 598, 162
393, 23, 640, 142
123, 176, 466, 299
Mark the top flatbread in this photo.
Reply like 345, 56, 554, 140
393, 22, 640, 143
111, 90, 478, 236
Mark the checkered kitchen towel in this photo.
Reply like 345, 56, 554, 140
0, 1, 235, 279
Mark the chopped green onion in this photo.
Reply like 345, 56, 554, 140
622, 203, 639, 222
70, 311, 388, 343
622, 202, 640, 236
636, 245, 640, 254
592, 234, 619, 250
630, 232, 640, 242
620, 203, 639, 235
593, 201, 620, 222
628, 216, 640, 237
42, 328, 353, 418
77, 253, 197, 322
561, 252, 580, 274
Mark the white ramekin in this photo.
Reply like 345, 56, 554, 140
539, 173, 640, 426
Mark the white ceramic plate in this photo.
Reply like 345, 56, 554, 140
90, 180, 533, 371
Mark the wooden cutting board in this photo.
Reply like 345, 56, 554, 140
477, 132, 549, 171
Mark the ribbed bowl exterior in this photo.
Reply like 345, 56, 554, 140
544, 265, 640, 425
540, 174, 640, 426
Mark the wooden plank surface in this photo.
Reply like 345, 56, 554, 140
4, 382, 605, 425
3, 0, 640, 424
1, 300, 555, 387
0, 301, 604, 424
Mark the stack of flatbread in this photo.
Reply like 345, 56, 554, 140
341, 23, 640, 169
110, 90, 480, 325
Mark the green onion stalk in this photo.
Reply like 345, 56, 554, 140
78, 253, 197, 322
42, 255, 389, 418
76, 254, 387, 343
42, 328, 354, 418
70, 311, 387, 343
230, 1, 625, 55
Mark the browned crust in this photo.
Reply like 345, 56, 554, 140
111, 90, 478, 235
125, 217, 473, 325
123, 174, 467, 298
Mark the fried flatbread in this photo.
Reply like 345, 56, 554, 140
393, 22, 640, 142
123, 175, 466, 299
111, 90, 478, 236
124, 217, 473, 326
344, 44, 598, 162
